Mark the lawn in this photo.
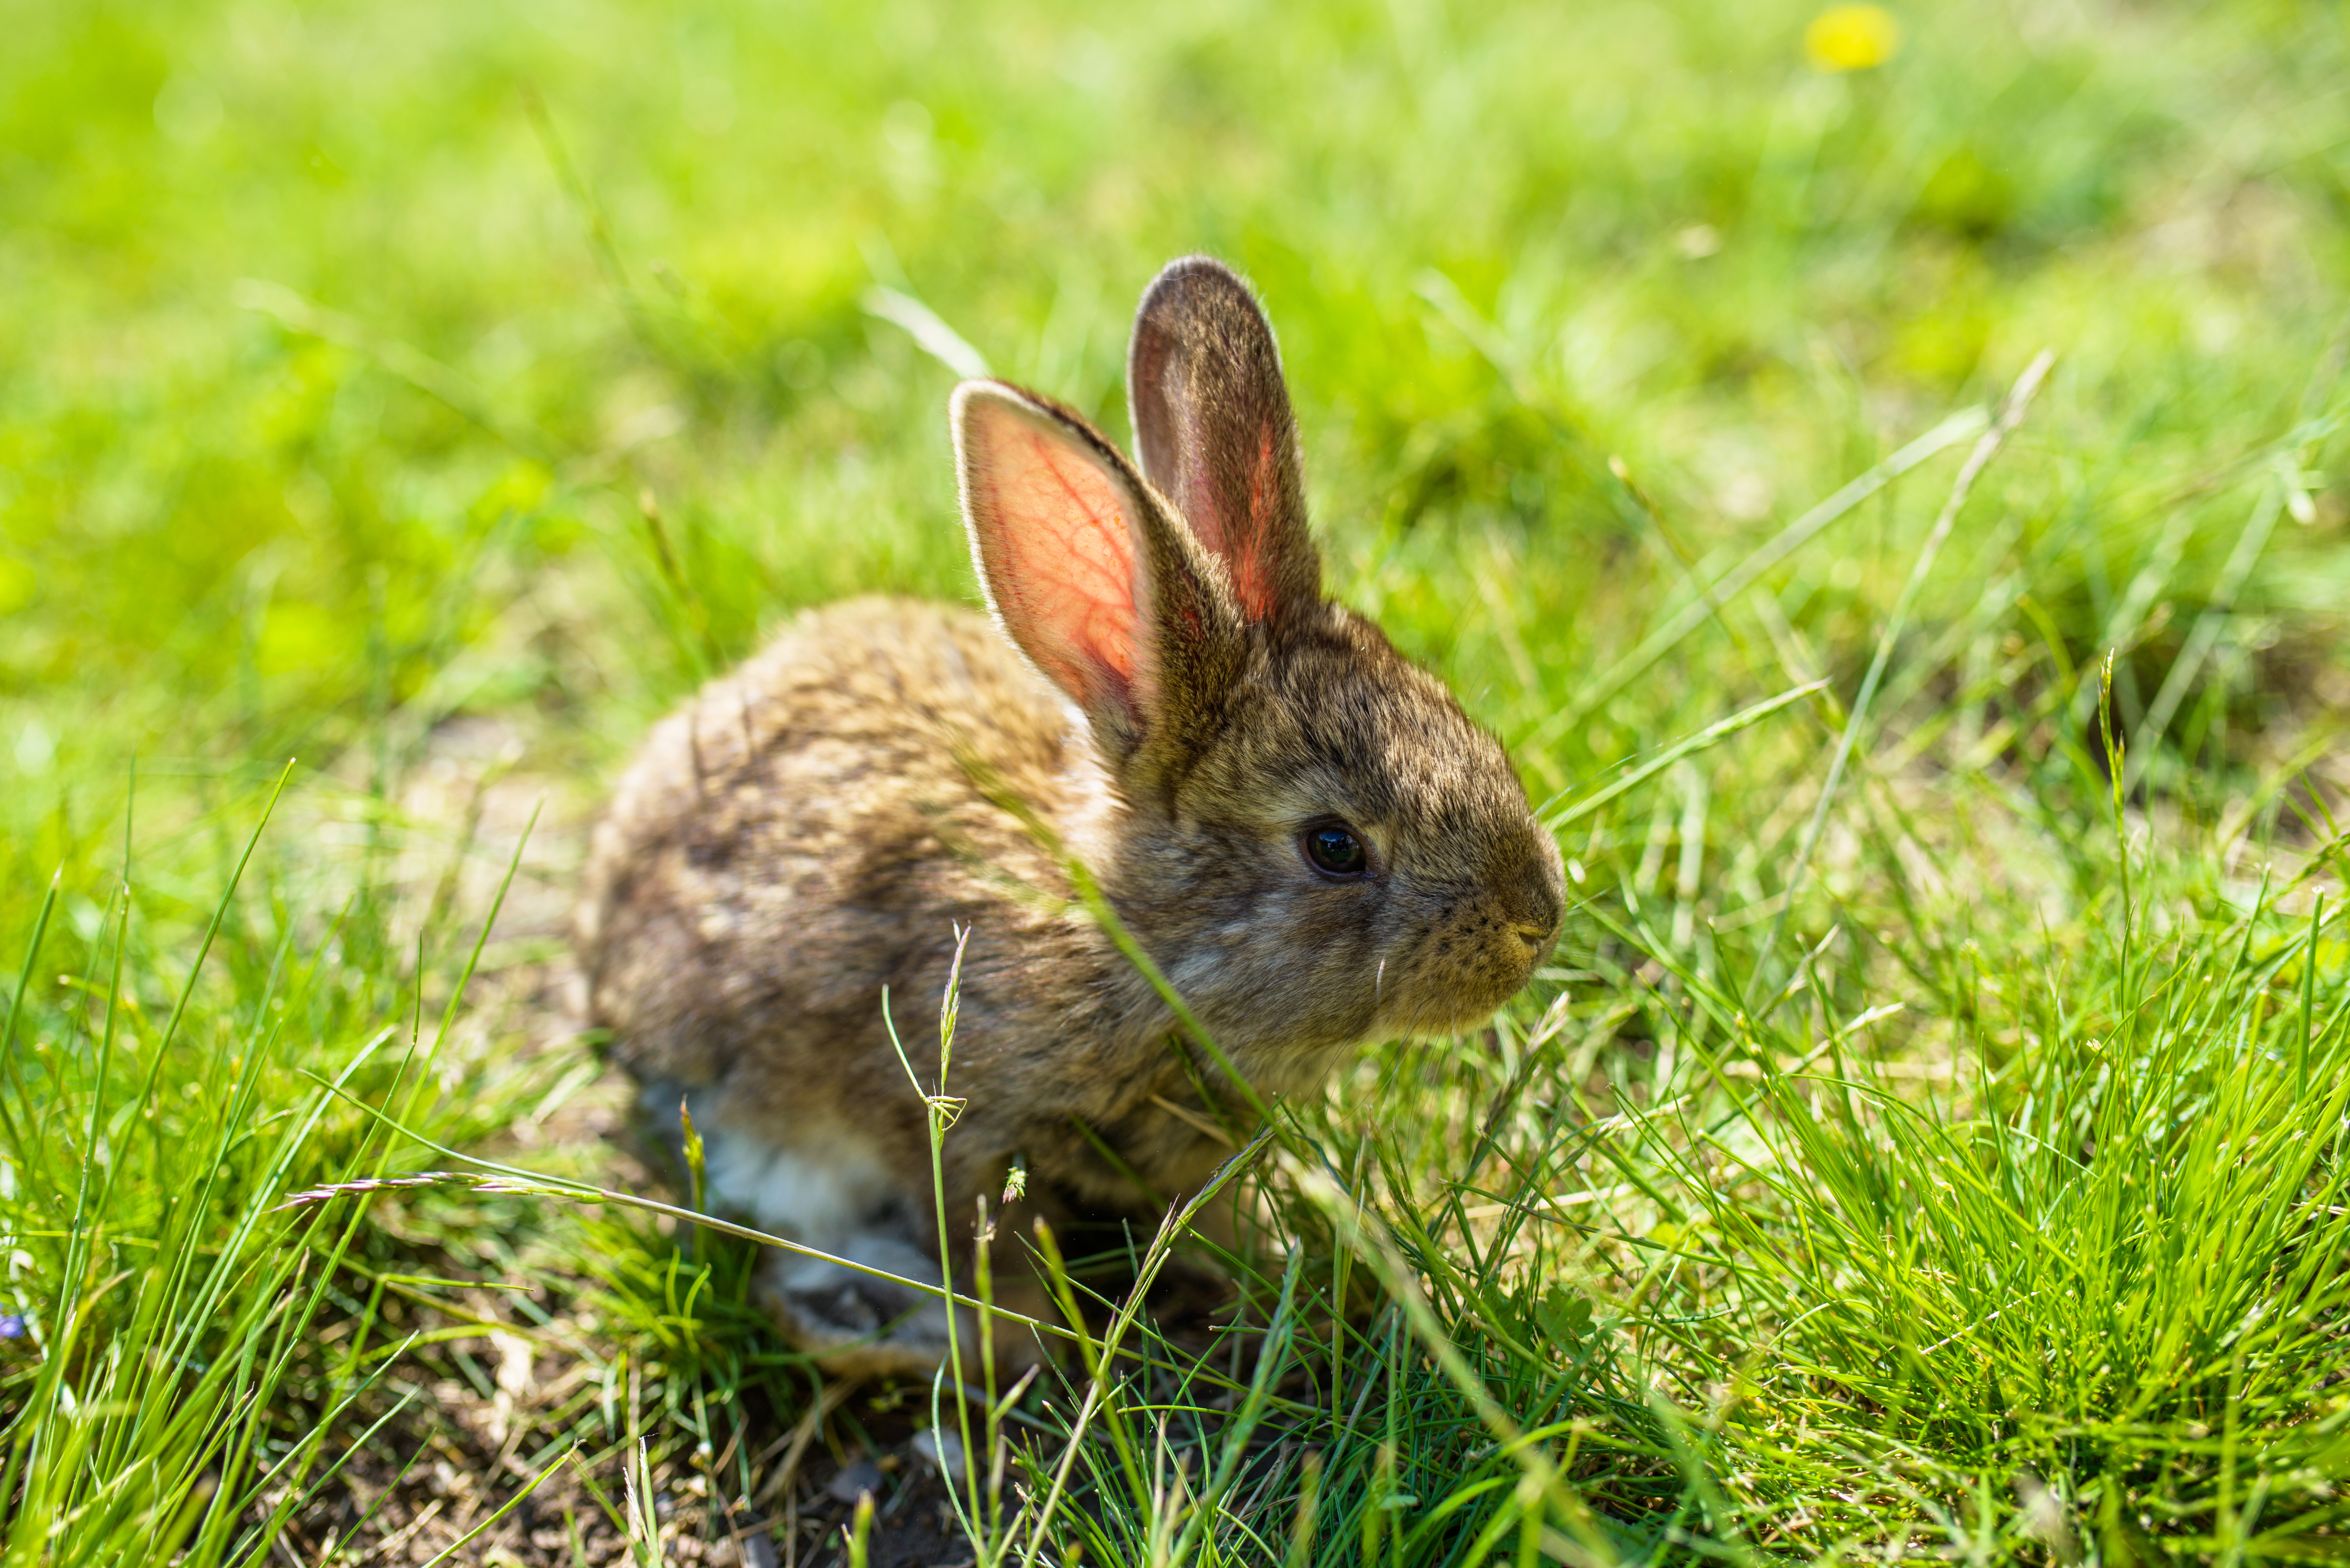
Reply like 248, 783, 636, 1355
5, 0, 2350, 1562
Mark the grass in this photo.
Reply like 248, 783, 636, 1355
5, 0, 2350, 1561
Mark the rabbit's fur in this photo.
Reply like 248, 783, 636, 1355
577, 258, 1564, 1374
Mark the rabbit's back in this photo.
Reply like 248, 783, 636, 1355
577, 595, 1104, 1107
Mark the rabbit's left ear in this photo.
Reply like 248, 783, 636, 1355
1127, 256, 1321, 629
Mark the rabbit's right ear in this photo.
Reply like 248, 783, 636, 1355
953, 381, 1235, 759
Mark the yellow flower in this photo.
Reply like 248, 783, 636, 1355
1805, 5, 1901, 72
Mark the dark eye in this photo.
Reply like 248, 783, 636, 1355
1301, 824, 1370, 879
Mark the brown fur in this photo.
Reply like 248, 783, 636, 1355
575, 258, 1564, 1373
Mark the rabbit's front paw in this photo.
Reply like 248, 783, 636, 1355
758, 1235, 954, 1378
757, 1233, 1052, 1378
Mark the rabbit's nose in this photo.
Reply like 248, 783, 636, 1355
1499, 861, 1565, 947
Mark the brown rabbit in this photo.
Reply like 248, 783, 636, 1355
575, 257, 1564, 1374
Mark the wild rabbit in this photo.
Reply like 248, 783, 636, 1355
576, 257, 1564, 1374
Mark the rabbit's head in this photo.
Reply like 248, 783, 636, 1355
953, 257, 1563, 1069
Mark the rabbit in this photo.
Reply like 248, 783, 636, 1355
575, 256, 1566, 1376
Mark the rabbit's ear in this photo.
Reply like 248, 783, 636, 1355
954, 380, 1233, 755
1127, 257, 1320, 628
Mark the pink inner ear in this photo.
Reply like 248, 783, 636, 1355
1173, 418, 1280, 623
966, 409, 1145, 718
1230, 425, 1280, 621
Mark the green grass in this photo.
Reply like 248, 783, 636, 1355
5, 0, 2350, 1561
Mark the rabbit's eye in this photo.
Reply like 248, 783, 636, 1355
1301, 824, 1370, 879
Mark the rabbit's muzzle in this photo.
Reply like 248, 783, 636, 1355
1376, 853, 1565, 1036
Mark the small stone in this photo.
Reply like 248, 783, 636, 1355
826, 1459, 883, 1503
911, 1428, 967, 1485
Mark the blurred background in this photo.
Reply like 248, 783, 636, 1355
6, 0, 2345, 837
